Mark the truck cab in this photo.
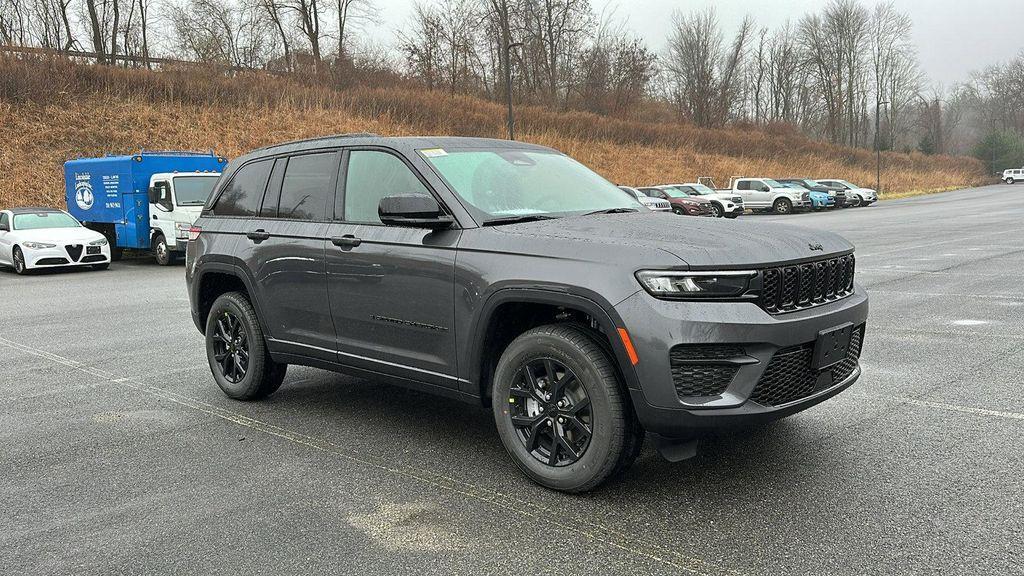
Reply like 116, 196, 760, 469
148, 172, 220, 264
64, 152, 226, 264
719, 177, 809, 214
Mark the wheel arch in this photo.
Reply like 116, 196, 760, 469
192, 261, 270, 336
467, 286, 641, 406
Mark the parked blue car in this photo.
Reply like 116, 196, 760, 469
782, 182, 832, 210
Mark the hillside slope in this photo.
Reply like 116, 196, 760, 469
0, 58, 988, 209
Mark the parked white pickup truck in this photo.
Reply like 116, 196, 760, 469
706, 177, 809, 214
1003, 168, 1023, 184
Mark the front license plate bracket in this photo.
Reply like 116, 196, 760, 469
812, 322, 853, 370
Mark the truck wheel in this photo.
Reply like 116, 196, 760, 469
773, 198, 793, 214
153, 235, 172, 266
709, 203, 724, 218
492, 324, 642, 493
1007, 177, 1015, 185
205, 292, 287, 400
12, 247, 28, 275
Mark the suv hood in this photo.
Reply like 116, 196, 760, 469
487, 211, 853, 268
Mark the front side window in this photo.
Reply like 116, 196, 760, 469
213, 159, 273, 217
174, 176, 219, 206
13, 211, 81, 230
422, 148, 639, 220
278, 152, 337, 221
344, 151, 430, 223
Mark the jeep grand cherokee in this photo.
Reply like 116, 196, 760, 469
186, 135, 868, 492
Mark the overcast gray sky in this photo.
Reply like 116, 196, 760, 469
363, 0, 1023, 87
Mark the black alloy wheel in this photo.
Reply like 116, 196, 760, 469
211, 310, 249, 383
508, 357, 594, 467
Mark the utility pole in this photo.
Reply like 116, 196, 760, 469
875, 100, 889, 194
504, 40, 522, 140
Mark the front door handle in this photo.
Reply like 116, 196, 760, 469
331, 235, 362, 248
246, 229, 271, 242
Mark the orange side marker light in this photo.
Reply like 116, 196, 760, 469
617, 328, 639, 365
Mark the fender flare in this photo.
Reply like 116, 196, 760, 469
465, 283, 642, 397
191, 258, 271, 336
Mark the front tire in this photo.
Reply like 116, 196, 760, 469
1005, 177, 1015, 185
12, 247, 28, 275
492, 324, 641, 493
709, 203, 724, 218
773, 198, 793, 214
672, 206, 685, 215
848, 194, 863, 207
205, 292, 287, 400
153, 234, 172, 266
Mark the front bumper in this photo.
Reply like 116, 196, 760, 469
23, 244, 110, 269
614, 285, 869, 437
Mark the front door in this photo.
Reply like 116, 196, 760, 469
0, 212, 11, 265
325, 148, 461, 388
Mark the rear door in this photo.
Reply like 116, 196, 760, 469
324, 148, 461, 388
234, 151, 340, 360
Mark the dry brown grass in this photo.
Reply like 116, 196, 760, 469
0, 56, 989, 209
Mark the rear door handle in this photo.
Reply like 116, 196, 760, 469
331, 235, 361, 248
246, 229, 271, 242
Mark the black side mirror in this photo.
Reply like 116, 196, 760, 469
761, 185, 771, 192
379, 194, 454, 230
147, 186, 159, 204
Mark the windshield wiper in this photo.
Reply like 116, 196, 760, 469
582, 207, 640, 216
481, 214, 559, 226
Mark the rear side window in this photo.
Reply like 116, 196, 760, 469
737, 180, 751, 190
343, 151, 430, 224
213, 159, 273, 216
278, 152, 338, 221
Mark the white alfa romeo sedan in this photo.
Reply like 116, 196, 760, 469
0, 207, 111, 274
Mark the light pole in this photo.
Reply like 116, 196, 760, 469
504, 40, 522, 140
875, 100, 889, 194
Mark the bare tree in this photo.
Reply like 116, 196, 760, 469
664, 7, 753, 127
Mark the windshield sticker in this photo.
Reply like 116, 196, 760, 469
421, 148, 448, 158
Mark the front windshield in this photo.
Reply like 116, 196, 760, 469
174, 176, 219, 206
836, 180, 857, 188
661, 187, 692, 198
422, 148, 640, 220
686, 184, 716, 195
762, 179, 784, 188
13, 212, 80, 230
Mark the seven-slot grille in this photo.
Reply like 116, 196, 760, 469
760, 254, 855, 314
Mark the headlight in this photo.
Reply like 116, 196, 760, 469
635, 270, 755, 299
89, 237, 108, 246
22, 241, 56, 249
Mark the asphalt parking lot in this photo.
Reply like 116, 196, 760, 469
3, 184, 1022, 575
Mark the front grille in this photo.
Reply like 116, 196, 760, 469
65, 244, 83, 261
760, 254, 855, 314
36, 257, 69, 266
670, 344, 744, 399
749, 325, 864, 407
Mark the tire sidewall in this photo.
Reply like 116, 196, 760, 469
205, 293, 267, 399
850, 194, 862, 207
13, 247, 26, 274
154, 235, 171, 266
710, 203, 723, 218
1008, 178, 1015, 185
672, 206, 684, 215
774, 198, 792, 214
492, 331, 620, 491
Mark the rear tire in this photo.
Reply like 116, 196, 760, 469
492, 324, 641, 493
773, 198, 793, 214
205, 291, 287, 400
12, 247, 28, 275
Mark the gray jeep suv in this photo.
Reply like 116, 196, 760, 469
186, 135, 868, 492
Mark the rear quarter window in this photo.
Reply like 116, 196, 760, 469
212, 159, 273, 217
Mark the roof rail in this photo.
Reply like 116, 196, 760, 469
253, 132, 381, 153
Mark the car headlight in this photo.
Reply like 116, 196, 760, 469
22, 241, 56, 249
89, 237, 108, 246
635, 270, 755, 299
